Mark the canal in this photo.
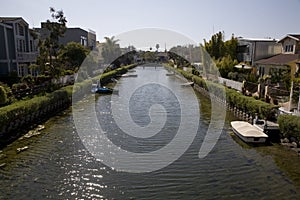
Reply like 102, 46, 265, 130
0, 65, 299, 199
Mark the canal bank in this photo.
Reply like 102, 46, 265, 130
0, 64, 137, 148
163, 64, 277, 121
0, 65, 299, 199
164, 64, 300, 193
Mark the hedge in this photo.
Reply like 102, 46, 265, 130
165, 64, 278, 120
278, 115, 300, 141
0, 64, 138, 130
0, 86, 72, 128
99, 64, 137, 85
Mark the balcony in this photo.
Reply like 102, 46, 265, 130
17, 52, 38, 63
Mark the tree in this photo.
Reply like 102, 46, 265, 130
58, 42, 90, 71
101, 36, 122, 64
204, 31, 238, 61
143, 51, 156, 62
204, 32, 239, 78
215, 55, 238, 78
224, 34, 238, 60
204, 31, 225, 60
37, 7, 67, 77
156, 44, 160, 51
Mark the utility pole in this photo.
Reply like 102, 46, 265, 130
289, 80, 294, 112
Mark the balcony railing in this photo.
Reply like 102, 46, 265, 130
17, 52, 38, 62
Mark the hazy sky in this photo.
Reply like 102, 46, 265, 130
2, 0, 300, 48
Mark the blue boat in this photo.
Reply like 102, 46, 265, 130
95, 87, 113, 94
91, 81, 114, 94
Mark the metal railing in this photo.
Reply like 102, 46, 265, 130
17, 52, 38, 62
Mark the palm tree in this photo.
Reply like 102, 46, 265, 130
101, 36, 121, 64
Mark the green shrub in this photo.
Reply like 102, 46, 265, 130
12, 83, 28, 91
21, 75, 35, 86
192, 75, 208, 90
99, 64, 137, 85
63, 69, 75, 75
165, 64, 278, 120
0, 64, 137, 130
177, 69, 193, 80
0, 86, 8, 106
278, 115, 300, 141
0, 86, 71, 128
35, 75, 51, 85
0, 82, 14, 104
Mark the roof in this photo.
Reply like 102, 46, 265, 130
289, 34, 300, 40
237, 37, 278, 42
278, 34, 300, 43
0, 17, 22, 21
256, 54, 300, 66
0, 17, 28, 25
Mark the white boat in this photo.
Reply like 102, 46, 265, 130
121, 74, 138, 77
231, 121, 268, 144
166, 73, 175, 76
180, 82, 194, 87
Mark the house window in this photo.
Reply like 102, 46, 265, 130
18, 40, 22, 52
17, 24, 24, 36
30, 40, 33, 52
285, 45, 294, 53
259, 66, 265, 76
17, 39, 26, 52
80, 36, 87, 46
30, 68, 39, 77
18, 64, 28, 77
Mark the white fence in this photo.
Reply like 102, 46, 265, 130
218, 77, 243, 91
52, 74, 76, 85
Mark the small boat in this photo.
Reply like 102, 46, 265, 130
0, 163, 6, 168
94, 87, 114, 94
121, 74, 138, 77
231, 121, 268, 144
91, 84, 114, 94
91, 82, 114, 94
166, 73, 175, 76
181, 82, 194, 87
17, 146, 29, 153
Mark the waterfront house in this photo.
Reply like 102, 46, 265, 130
255, 34, 300, 112
237, 37, 282, 65
0, 17, 39, 77
256, 34, 300, 79
279, 34, 300, 54
36, 23, 96, 50
59, 27, 96, 50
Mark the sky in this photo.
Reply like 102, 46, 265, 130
1, 0, 300, 49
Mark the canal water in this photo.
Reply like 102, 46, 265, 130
0, 65, 299, 199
